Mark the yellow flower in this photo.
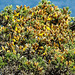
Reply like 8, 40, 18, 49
61, 56, 64, 61
32, 12, 34, 16
50, 36, 54, 40
19, 34, 21, 37
7, 50, 10, 53
46, 26, 50, 31
45, 32, 48, 36
13, 49, 16, 54
16, 24, 19, 27
54, 42, 56, 47
23, 46, 27, 51
51, 7, 54, 11
5, 16, 8, 20
37, 37, 40, 40
12, 19, 15, 22
2, 26, 5, 30
17, 19, 20, 22
66, 36, 69, 40
13, 16, 14, 19
39, 46, 44, 50
56, 43, 59, 47
2, 46, 5, 50
43, 26, 45, 30
21, 16, 24, 20
48, 59, 51, 64
43, 52, 46, 56
73, 66, 75, 69
12, 39, 16, 42
12, 42, 15, 46
39, 33, 44, 37
69, 61, 72, 65
19, 45, 22, 49
59, 41, 61, 44
34, 62, 38, 66
14, 10, 16, 14
15, 27, 18, 31
51, 24, 53, 29
16, 5, 20, 9
23, 38, 25, 41
7, 42, 9, 46
43, 51, 47, 56
16, 36, 19, 41
47, 17, 52, 21
66, 21, 68, 24
22, 27, 24, 30
18, 30, 20, 33
74, 51, 75, 54
24, 7, 27, 11
54, 13, 57, 18
15, 13, 19, 16
14, 36, 16, 39
38, 67, 43, 71
38, 52, 40, 54
27, 30, 28, 32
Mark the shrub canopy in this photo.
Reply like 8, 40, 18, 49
0, 0, 75, 75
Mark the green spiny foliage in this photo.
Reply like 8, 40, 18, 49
0, 0, 75, 75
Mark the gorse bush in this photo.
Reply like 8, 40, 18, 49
0, 0, 75, 75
